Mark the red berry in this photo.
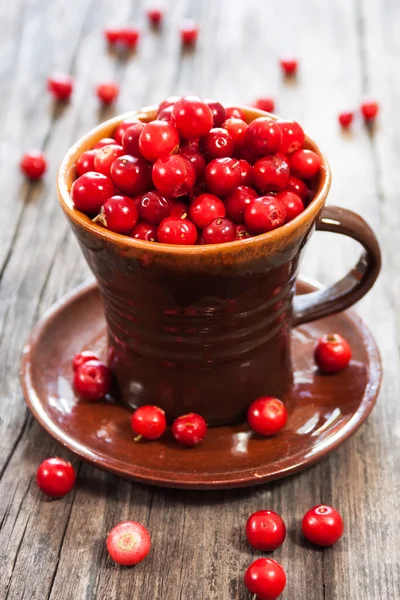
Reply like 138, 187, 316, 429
130, 221, 158, 242
246, 510, 286, 551
158, 96, 181, 113
139, 120, 180, 162
225, 106, 246, 120
247, 396, 288, 435
111, 155, 151, 195
96, 81, 119, 104
131, 405, 167, 440
157, 105, 176, 123
138, 191, 172, 224
234, 224, 252, 240
120, 27, 140, 48
178, 143, 206, 181
73, 359, 111, 401
172, 96, 213, 140
224, 185, 258, 224
76, 150, 97, 176
104, 27, 123, 44
253, 97, 275, 113
94, 144, 125, 176
302, 505, 344, 547
290, 149, 321, 179
361, 100, 379, 122
147, 8, 163, 26
275, 119, 305, 154
253, 156, 290, 193
314, 333, 352, 373
47, 72, 73, 101
20, 149, 47, 180
222, 118, 248, 150
114, 118, 142, 145
189, 193, 226, 228
276, 191, 304, 222
244, 558, 286, 600
204, 99, 226, 127
170, 202, 189, 219
95, 195, 138, 233
280, 56, 298, 76
203, 217, 235, 244
180, 20, 199, 45
238, 159, 253, 186
152, 155, 196, 197
338, 111, 354, 128
36, 458, 76, 498
204, 157, 241, 196
122, 122, 145, 157
106, 521, 151, 566
245, 117, 282, 157
200, 127, 234, 159
93, 137, 116, 149
158, 218, 197, 245
71, 172, 114, 214
286, 175, 308, 200
172, 413, 207, 446
72, 350, 99, 371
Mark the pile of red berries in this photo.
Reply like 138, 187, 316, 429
69, 95, 321, 245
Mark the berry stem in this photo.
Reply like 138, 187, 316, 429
92, 211, 107, 227
133, 434, 143, 443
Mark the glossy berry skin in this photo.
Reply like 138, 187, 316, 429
361, 100, 379, 121
131, 405, 167, 440
276, 191, 304, 222
178, 144, 206, 181
180, 20, 199, 45
200, 127, 234, 159
147, 8, 163, 26
238, 159, 253, 186
287, 175, 308, 200
172, 96, 213, 140
152, 155, 196, 197
170, 202, 189, 219
71, 172, 114, 214
247, 396, 288, 436
290, 149, 321, 179
314, 333, 352, 373
76, 150, 97, 176
205, 157, 241, 196
245, 117, 282, 157
73, 359, 112, 401
338, 111, 354, 128
172, 413, 207, 446
280, 56, 298, 75
139, 120, 180, 162
189, 193, 226, 229
122, 122, 145, 157
244, 558, 286, 600
120, 27, 140, 48
253, 97, 275, 113
158, 96, 180, 113
234, 224, 252, 240
158, 218, 197, 245
96, 81, 119, 104
36, 458, 76, 498
157, 105, 175, 123
96, 195, 138, 233
276, 119, 305, 154
20, 149, 47, 180
223, 118, 248, 150
205, 99, 226, 127
94, 144, 125, 176
253, 156, 290, 193
111, 155, 151, 195
225, 185, 258, 224
130, 221, 158, 242
94, 137, 116, 149
72, 350, 99, 371
225, 106, 246, 120
138, 191, 172, 224
114, 118, 142, 145
246, 510, 286, 551
302, 505, 344, 547
106, 521, 151, 566
203, 217, 235, 244
47, 72, 73, 101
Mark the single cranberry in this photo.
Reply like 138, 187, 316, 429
276, 191, 304, 222
280, 56, 298, 75
147, 7, 163, 26
286, 175, 308, 200
204, 157, 241, 196
72, 350, 99, 371
94, 144, 125, 176
361, 100, 379, 121
96, 81, 119, 104
203, 217, 235, 244
225, 106, 246, 120
114, 118, 142, 145
152, 155, 196, 197
104, 27, 123, 44
139, 120, 180, 162
73, 359, 111, 401
247, 396, 288, 435
200, 127, 234, 159
302, 505, 344, 546
157, 106, 175, 124
189, 193, 226, 228
338, 111, 354, 128
95, 195, 138, 233
290, 149, 321, 179
131, 405, 167, 440
244, 558, 286, 600
314, 333, 352, 373
138, 191, 172, 224
204, 99, 226, 127
234, 224, 252, 240
93, 137, 116, 149
172, 413, 207, 446
276, 119, 305, 153
238, 159, 253, 186
122, 122, 145, 157
47, 72, 73, 101
253, 97, 275, 113
178, 144, 206, 181
71, 172, 114, 214
36, 458, 76, 498
106, 521, 151, 566
246, 510, 286, 551
172, 96, 213, 140
119, 27, 140, 48
245, 117, 282, 157
253, 156, 290, 193
76, 150, 97, 176
158, 218, 197, 245
180, 19, 199, 45
130, 221, 158, 242
158, 96, 181, 113
225, 185, 258, 224
20, 149, 47, 180
111, 155, 151, 195
170, 202, 189, 219
222, 118, 248, 150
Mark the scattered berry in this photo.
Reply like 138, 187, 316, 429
247, 396, 288, 435
180, 19, 199, 45
172, 413, 207, 446
253, 97, 275, 113
96, 81, 119, 104
338, 111, 354, 129
280, 56, 298, 76
147, 8, 163, 27
36, 457, 76, 498
246, 510, 286, 551
71, 172, 114, 214
72, 350, 99, 371
244, 558, 286, 600
302, 505, 344, 546
47, 72, 73, 101
106, 521, 151, 566
131, 405, 167, 440
73, 359, 111, 401
361, 100, 379, 122
20, 149, 47, 180
314, 333, 352, 373
244, 195, 286, 233
104, 27, 122, 45
119, 27, 140, 49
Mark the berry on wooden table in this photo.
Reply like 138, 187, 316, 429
244, 558, 286, 600
172, 413, 207, 446
107, 521, 151, 566
71, 172, 114, 214
314, 333, 352, 373
131, 405, 167, 440
361, 100, 379, 122
119, 27, 141, 48
20, 149, 47, 180
73, 359, 111, 401
279, 56, 298, 76
180, 19, 199, 45
94, 195, 138, 233
96, 81, 120, 104
47, 72, 73, 101
338, 111, 354, 128
253, 97, 275, 113
247, 396, 288, 435
246, 510, 286, 551
302, 505, 344, 546
147, 7, 163, 27
36, 457, 76, 498
104, 27, 122, 44
244, 195, 286, 234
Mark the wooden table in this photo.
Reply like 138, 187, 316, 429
1, 0, 399, 598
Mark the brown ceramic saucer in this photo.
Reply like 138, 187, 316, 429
21, 278, 382, 490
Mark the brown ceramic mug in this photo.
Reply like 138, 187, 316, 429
57, 106, 381, 426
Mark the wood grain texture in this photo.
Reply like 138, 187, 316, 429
0, 0, 399, 598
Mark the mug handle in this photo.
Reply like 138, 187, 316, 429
293, 205, 381, 327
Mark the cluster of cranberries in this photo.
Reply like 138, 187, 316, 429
338, 100, 380, 129
68, 95, 321, 245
